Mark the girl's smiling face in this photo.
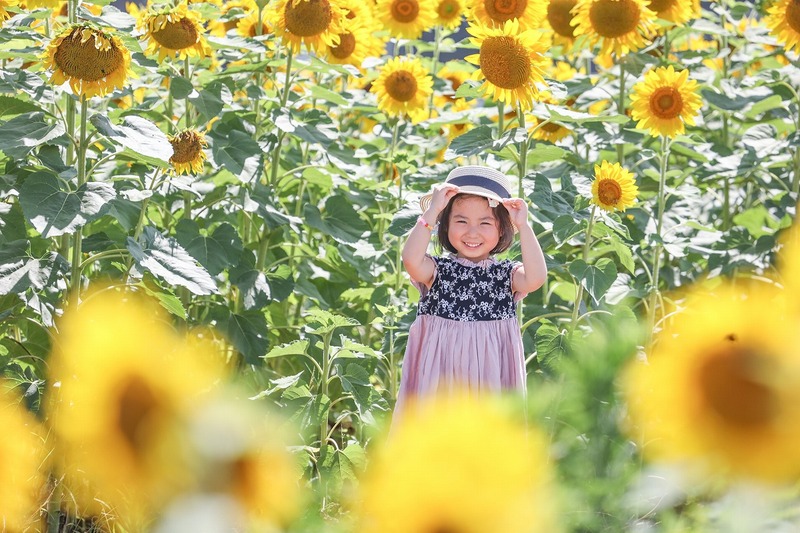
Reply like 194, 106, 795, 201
447, 195, 500, 262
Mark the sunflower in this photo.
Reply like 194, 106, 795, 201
647, 0, 698, 26
207, 0, 257, 37
48, 289, 224, 522
622, 284, 800, 483
465, 19, 550, 111
571, 0, 658, 56
435, 0, 465, 29
777, 222, 800, 315
469, 0, 547, 30
0, 0, 17, 20
340, 0, 376, 24
370, 56, 433, 123
235, 8, 272, 38
0, 387, 46, 532
766, 0, 800, 54
590, 160, 637, 212
629, 65, 701, 138
44, 24, 132, 99
168, 129, 207, 174
545, 0, 578, 43
139, 3, 212, 63
433, 63, 473, 108
324, 20, 381, 67
21, 0, 60, 10
532, 117, 571, 142
269, 0, 348, 53
375, 0, 437, 39
356, 393, 561, 533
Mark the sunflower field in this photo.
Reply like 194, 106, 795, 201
2, 0, 800, 530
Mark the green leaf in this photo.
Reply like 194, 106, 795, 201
141, 286, 187, 319
304, 195, 369, 245
175, 220, 243, 276
609, 238, 635, 274
0, 202, 27, 244
388, 205, 420, 237
212, 307, 270, 364
127, 226, 218, 295
264, 340, 310, 359
447, 125, 494, 157
189, 80, 232, 120
0, 240, 69, 296
209, 128, 262, 180
546, 106, 629, 124
91, 114, 173, 163
535, 320, 568, 369
568, 258, 617, 304
169, 76, 196, 99
319, 443, 366, 492
308, 84, 350, 107
528, 144, 567, 165
532, 174, 575, 221
0, 112, 65, 158
701, 87, 772, 112
0, 96, 42, 119
18, 171, 115, 238
304, 308, 359, 336
552, 215, 584, 246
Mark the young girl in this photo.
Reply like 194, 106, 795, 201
393, 165, 547, 421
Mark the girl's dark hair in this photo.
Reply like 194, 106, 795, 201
436, 193, 514, 255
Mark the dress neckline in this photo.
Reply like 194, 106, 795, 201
449, 254, 497, 269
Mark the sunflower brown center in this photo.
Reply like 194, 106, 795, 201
285, 0, 332, 37
484, 0, 527, 22
437, 0, 460, 19
479, 36, 531, 90
649, 86, 683, 119
249, 22, 271, 37
647, 0, 674, 14
588, 0, 641, 38
330, 32, 356, 58
385, 70, 418, 101
391, 0, 420, 23
152, 17, 199, 50
597, 178, 622, 205
117, 375, 160, 454
698, 343, 778, 429
53, 28, 124, 82
542, 121, 563, 133
787, 0, 800, 33
547, 0, 577, 37
231, 455, 257, 501
170, 131, 204, 163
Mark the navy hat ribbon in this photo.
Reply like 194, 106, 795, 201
449, 175, 510, 199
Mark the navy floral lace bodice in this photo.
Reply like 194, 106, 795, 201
417, 255, 517, 322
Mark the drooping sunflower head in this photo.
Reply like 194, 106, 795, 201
766, 0, 800, 54
465, 19, 550, 111
169, 129, 208, 175
370, 56, 433, 124
622, 284, 800, 483
590, 160, 637, 212
44, 24, 132, 99
571, 0, 658, 56
435, 0, 465, 29
629, 65, 702, 138
375, 0, 437, 39
269, 0, 348, 53
138, 2, 213, 63
0, 387, 46, 532
647, 0, 699, 27
468, 0, 548, 30
357, 393, 561, 533
545, 0, 578, 43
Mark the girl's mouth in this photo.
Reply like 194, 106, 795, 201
464, 242, 482, 249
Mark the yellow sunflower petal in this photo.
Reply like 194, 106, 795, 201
169, 129, 208, 175
375, 0, 437, 39
468, 0, 548, 30
269, 0, 349, 54
139, 3, 213, 63
766, 0, 800, 54
571, 0, 658, 56
370, 56, 433, 123
629, 65, 702, 138
590, 160, 638, 212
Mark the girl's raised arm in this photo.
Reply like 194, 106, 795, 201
402, 184, 459, 288
502, 198, 547, 295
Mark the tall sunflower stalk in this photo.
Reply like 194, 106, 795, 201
647, 135, 671, 338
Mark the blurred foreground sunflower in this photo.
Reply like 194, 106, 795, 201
375, 0, 437, 39
469, 0, 547, 29
571, 0, 657, 56
622, 285, 800, 483
0, 387, 46, 532
629, 65, 701, 138
138, 3, 213, 63
44, 24, 132, 99
590, 160, 637, 212
766, 0, 800, 54
169, 129, 208, 175
356, 393, 561, 533
48, 289, 224, 523
269, 0, 348, 53
466, 19, 549, 111
371, 56, 433, 123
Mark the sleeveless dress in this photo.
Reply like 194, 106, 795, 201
392, 254, 527, 423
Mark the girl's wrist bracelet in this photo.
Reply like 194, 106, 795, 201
417, 215, 435, 232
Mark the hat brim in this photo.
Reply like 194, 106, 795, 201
418, 191, 518, 233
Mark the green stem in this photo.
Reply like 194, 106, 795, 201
497, 101, 505, 135
318, 331, 332, 481
270, 47, 294, 187
427, 25, 442, 119
184, 55, 192, 129
647, 136, 671, 340
516, 105, 528, 198
793, 147, 800, 196
616, 55, 626, 164
571, 205, 597, 326
69, 97, 89, 299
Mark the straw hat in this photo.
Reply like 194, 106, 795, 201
419, 166, 513, 213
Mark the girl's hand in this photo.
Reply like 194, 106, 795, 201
427, 183, 460, 215
502, 198, 530, 228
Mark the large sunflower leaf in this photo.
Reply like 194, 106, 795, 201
0, 112, 65, 158
90, 114, 173, 163
0, 240, 68, 297
568, 258, 617, 304
127, 226, 218, 295
18, 171, 116, 238
210, 306, 269, 364
0, 96, 42, 119
175, 220, 244, 276
304, 195, 368, 245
